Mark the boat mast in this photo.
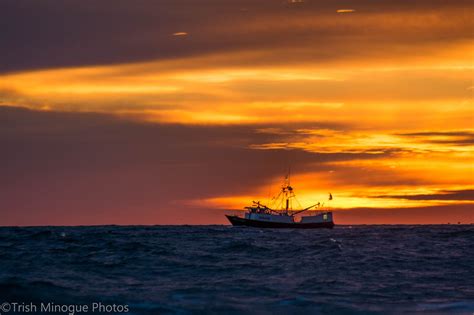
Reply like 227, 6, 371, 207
284, 167, 292, 214
252, 167, 326, 217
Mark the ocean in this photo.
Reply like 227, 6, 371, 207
0, 225, 473, 315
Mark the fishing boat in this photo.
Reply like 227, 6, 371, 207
226, 173, 335, 229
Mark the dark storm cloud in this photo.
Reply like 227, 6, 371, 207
400, 131, 474, 137
0, 106, 387, 225
1, 0, 472, 73
373, 190, 474, 201
397, 131, 474, 146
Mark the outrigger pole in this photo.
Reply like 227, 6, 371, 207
290, 203, 320, 216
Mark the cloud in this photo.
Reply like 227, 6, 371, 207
373, 189, 474, 201
397, 131, 474, 146
400, 131, 474, 137
1, 1, 473, 225
1, 107, 472, 225
1, 0, 472, 73
248, 127, 473, 156
336, 9, 355, 13
0, 106, 381, 225
172, 32, 188, 36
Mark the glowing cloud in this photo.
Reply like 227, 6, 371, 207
337, 9, 355, 13
172, 32, 188, 36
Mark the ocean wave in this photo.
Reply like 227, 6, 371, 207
0, 225, 472, 314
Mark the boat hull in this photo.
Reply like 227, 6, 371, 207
226, 215, 335, 229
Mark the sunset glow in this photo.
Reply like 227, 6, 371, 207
1, 0, 473, 225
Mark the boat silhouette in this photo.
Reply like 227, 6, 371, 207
226, 172, 335, 229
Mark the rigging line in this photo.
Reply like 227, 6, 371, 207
294, 193, 304, 210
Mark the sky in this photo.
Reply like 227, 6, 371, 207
0, 0, 473, 225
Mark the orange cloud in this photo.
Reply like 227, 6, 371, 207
336, 9, 355, 13
172, 32, 188, 36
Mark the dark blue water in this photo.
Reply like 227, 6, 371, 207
0, 225, 473, 314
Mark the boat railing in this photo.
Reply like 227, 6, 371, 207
224, 210, 246, 218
